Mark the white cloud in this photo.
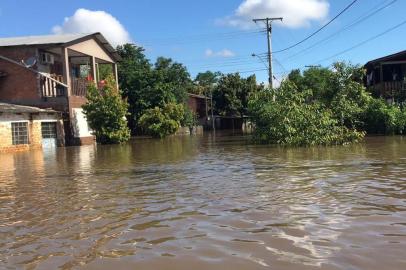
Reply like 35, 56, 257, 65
52, 8, 131, 47
218, 0, 330, 29
205, 48, 236, 58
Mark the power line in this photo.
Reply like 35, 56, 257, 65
273, 0, 360, 54
140, 30, 262, 46
281, 0, 398, 62
314, 18, 406, 64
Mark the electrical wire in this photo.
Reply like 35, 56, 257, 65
281, 0, 398, 61
273, 0, 360, 53
314, 18, 406, 64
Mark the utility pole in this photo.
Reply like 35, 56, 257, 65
253, 17, 283, 89
305, 65, 322, 68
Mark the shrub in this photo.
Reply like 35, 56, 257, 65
138, 103, 188, 138
362, 99, 406, 135
82, 76, 131, 144
248, 82, 364, 146
181, 107, 197, 129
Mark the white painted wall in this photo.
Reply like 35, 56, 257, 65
68, 38, 114, 63
72, 108, 92, 138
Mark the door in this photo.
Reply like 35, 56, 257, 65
41, 122, 57, 150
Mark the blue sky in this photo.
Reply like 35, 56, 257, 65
1, 0, 406, 83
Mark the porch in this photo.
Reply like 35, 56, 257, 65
39, 45, 118, 98
365, 51, 406, 101
370, 81, 406, 100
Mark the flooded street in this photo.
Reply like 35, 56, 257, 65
1, 134, 406, 270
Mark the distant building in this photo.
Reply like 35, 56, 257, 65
0, 32, 120, 146
187, 93, 209, 126
365, 50, 406, 102
0, 102, 63, 152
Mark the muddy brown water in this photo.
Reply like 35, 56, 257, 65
1, 134, 406, 270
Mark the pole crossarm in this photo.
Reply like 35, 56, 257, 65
252, 17, 283, 88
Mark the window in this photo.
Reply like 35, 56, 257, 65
41, 122, 57, 139
11, 122, 29, 145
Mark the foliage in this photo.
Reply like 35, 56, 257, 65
98, 64, 114, 81
117, 44, 153, 132
82, 76, 130, 144
362, 99, 406, 135
181, 107, 197, 129
328, 62, 371, 130
286, 62, 406, 136
249, 81, 365, 146
193, 71, 222, 95
138, 103, 187, 138
117, 44, 193, 134
213, 73, 260, 117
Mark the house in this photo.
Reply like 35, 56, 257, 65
187, 93, 209, 125
0, 102, 63, 152
0, 32, 120, 146
365, 50, 406, 101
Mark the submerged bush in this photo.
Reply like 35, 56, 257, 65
82, 76, 131, 144
248, 82, 364, 146
138, 102, 192, 138
362, 99, 406, 135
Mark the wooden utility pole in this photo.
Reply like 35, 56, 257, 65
253, 17, 283, 89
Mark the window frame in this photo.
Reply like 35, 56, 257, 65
11, 121, 29, 145
41, 121, 58, 139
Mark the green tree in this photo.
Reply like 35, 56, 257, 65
117, 44, 153, 132
194, 71, 221, 95
153, 57, 193, 103
82, 76, 130, 144
287, 67, 333, 102
213, 73, 259, 116
117, 45, 193, 135
329, 63, 370, 130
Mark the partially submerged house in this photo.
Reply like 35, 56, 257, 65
0, 32, 120, 147
365, 50, 406, 101
187, 93, 210, 125
0, 102, 63, 152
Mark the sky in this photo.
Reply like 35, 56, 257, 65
1, 0, 406, 84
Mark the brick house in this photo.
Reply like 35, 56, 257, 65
0, 32, 120, 146
187, 93, 209, 125
0, 102, 63, 152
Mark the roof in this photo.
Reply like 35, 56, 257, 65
366, 50, 406, 66
0, 102, 59, 114
188, 93, 210, 99
0, 32, 120, 61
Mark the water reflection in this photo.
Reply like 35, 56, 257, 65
1, 135, 406, 269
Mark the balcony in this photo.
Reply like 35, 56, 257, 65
370, 81, 406, 100
40, 74, 66, 97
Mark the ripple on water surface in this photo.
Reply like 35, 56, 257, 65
1, 135, 406, 270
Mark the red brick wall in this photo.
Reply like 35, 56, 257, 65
187, 96, 207, 118
0, 46, 39, 102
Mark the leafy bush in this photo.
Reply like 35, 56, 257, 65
138, 103, 189, 138
362, 99, 406, 134
248, 82, 365, 146
181, 107, 197, 129
82, 76, 131, 144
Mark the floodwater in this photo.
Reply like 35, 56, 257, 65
1, 134, 406, 270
